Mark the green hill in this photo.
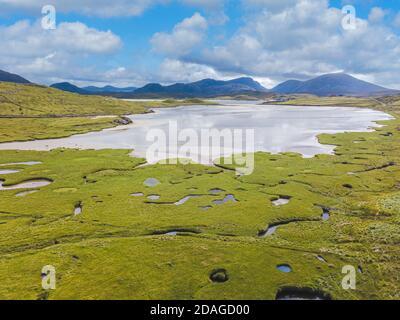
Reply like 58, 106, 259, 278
0, 82, 150, 117
0, 82, 210, 143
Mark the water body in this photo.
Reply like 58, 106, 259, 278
0, 161, 41, 166
130, 192, 144, 197
272, 196, 291, 206
0, 179, 52, 191
147, 194, 161, 200
260, 225, 278, 237
74, 203, 83, 215
0, 103, 392, 164
322, 208, 331, 221
174, 195, 200, 206
0, 170, 19, 175
144, 178, 160, 187
212, 194, 238, 205
277, 264, 292, 273
209, 188, 225, 194
15, 190, 39, 197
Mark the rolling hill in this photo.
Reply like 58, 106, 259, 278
0, 69, 30, 84
0, 82, 151, 117
50, 83, 137, 95
50, 82, 89, 94
50, 77, 268, 98
272, 73, 398, 96
131, 77, 268, 98
83, 85, 137, 94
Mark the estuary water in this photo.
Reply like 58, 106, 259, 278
0, 102, 392, 164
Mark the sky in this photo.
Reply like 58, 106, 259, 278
0, 0, 399, 89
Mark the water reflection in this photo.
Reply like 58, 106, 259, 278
0, 104, 392, 165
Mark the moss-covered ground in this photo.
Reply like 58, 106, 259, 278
0, 90, 399, 300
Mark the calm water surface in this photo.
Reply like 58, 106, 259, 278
0, 102, 392, 164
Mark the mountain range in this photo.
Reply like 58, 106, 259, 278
50, 77, 266, 98
0, 68, 398, 97
49, 82, 137, 94
50, 82, 89, 94
50, 73, 398, 97
130, 77, 267, 98
0, 69, 30, 84
83, 85, 137, 93
272, 73, 397, 96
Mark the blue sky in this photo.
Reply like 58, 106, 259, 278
0, 0, 399, 88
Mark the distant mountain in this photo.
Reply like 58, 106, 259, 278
50, 83, 136, 95
50, 77, 267, 98
272, 73, 398, 96
272, 80, 303, 94
83, 85, 137, 93
50, 82, 89, 94
0, 69, 30, 84
131, 77, 268, 98
50, 74, 397, 98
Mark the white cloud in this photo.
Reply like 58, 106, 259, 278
0, 0, 227, 18
70, 60, 230, 87
0, 19, 122, 84
0, 20, 121, 56
158, 59, 224, 83
151, 13, 207, 56
0, 0, 170, 17
241, 0, 298, 12
2, 0, 400, 89
187, 0, 400, 88
180, 0, 228, 25
368, 7, 386, 24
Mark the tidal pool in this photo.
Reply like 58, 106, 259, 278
209, 188, 225, 194
322, 208, 331, 221
147, 194, 161, 200
0, 103, 392, 164
15, 190, 39, 197
130, 192, 144, 197
0, 179, 52, 191
0, 170, 19, 175
174, 195, 200, 206
74, 202, 83, 215
277, 264, 292, 273
144, 178, 160, 187
0, 161, 41, 166
272, 196, 291, 206
212, 194, 238, 205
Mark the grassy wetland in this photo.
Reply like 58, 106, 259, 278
0, 84, 399, 300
